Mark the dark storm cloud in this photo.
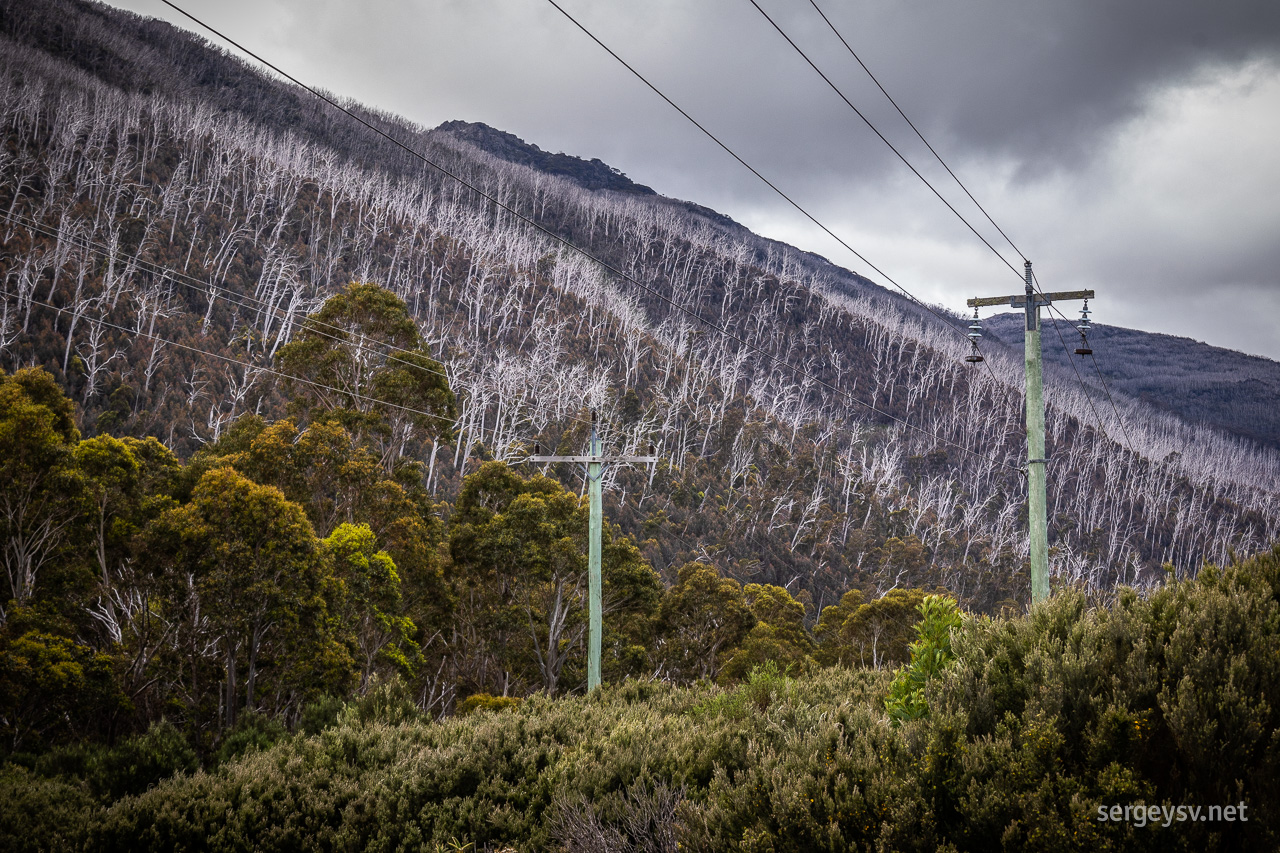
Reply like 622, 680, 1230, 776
810, 0, 1280, 169
109, 0, 1280, 188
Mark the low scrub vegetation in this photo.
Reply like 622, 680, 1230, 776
3, 546, 1276, 851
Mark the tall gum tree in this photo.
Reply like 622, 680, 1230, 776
449, 461, 660, 698
275, 283, 456, 477
150, 466, 350, 729
0, 368, 85, 619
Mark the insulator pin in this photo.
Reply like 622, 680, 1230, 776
964, 306, 984, 364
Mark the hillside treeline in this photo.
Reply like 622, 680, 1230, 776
2, 0, 1279, 610
4, 534, 1277, 851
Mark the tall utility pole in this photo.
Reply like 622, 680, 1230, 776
527, 413, 655, 690
968, 262, 1093, 603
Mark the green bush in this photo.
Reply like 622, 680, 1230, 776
8, 548, 1277, 851
885, 594, 963, 723
92, 719, 199, 799
214, 711, 287, 767
341, 676, 424, 727
0, 764, 95, 853
298, 694, 346, 735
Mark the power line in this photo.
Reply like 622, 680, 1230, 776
538, 0, 1007, 378
8, 290, 463, 431
1028, 269, 1136, 454
156, 0, 1023, 472
546, 0, 1131, 480
1035, 291, 1116, 446
765, 0, 1126, 466
805, 0, 1028, 264
3, 210, 603, 434
746, 0, 1023, 282
1031, 277, 1136, 453
1086, 352, 1137, 453
748, 0, 1094, 423
549, 3, 1138, 566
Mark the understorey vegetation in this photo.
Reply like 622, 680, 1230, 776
5, 340, 1275, 850
2, 545, 1276, 852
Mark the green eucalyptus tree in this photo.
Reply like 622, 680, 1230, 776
0, 368, 85, 617
148, 467, 351, 729
449, 461, 660, 698
275, 283, 456, 476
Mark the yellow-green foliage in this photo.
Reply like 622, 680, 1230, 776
719, 583, 815, 683
815, 587, 932, 669
885, 594, 963, 723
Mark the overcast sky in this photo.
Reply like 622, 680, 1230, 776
108, 0, 1280, 359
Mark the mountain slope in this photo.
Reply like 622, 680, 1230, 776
0, 0, 1277, 612
985, 313, 1280, 449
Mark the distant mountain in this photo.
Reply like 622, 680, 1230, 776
436, 121, 656, 196
984, 314, 1280, 450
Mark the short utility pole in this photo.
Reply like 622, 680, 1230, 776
968, 262, 1093, 603
527, 413, 655, 691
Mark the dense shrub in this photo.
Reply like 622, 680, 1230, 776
0, 765, 96, 853
213, 711, 288, 768
92, 719, 200, 799
5, 548, 1277, 851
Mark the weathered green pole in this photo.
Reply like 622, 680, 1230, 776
1023, 260, 1049, 603
586, 420, 603, 691
969, 273, 1092, 606
525, 415, 655, 693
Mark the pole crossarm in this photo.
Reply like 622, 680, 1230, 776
967, 289, 1093, 309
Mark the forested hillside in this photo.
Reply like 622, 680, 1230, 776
985, 312, 1280, 450
1, 0, 1278, 608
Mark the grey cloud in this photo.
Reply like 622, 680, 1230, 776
792, 0, 1280, 168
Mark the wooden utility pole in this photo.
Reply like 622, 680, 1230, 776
968, 261, 1093, 603
526, 413, 655, 691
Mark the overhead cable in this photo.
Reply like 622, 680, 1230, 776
805, 0, 1028, 264
746, 0, 1023, 282
539, 0, 1011, 393
779, 0, 1136, 454
1031, 271, 1136, 454
156, 0, 1024, 472
1032, 277, 1136, 454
